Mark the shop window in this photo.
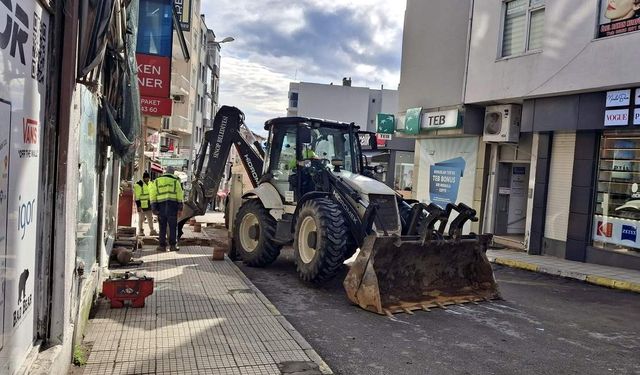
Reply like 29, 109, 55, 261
501, 0, 545, 57
394, 151, 414, 198
593, 133, 640, 254
76, 89, 100, 268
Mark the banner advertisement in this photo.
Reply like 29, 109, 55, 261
417, 137, 478, 231
136, 54, 171, 98
593, 215, 640, 249
0, 1, 49, 372
598, 0, 640, 38
140, 96, 173, 116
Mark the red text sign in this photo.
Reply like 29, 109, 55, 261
597, 221, 613, 238
136, 53, 171, 98
140, 96, 172, 116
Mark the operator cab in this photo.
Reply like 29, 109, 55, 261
263, 117, 361, 202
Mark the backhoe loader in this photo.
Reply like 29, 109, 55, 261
179, 105, 500, 315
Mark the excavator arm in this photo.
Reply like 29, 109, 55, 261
178, 106, 264, 238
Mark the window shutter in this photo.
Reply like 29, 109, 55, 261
502, 0, 527, 57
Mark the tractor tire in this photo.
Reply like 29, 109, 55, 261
234, 199, 281, 267
294, 198, 347, 283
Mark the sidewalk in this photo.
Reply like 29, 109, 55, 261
487, 249, 640, 293
75, 224, 332, 375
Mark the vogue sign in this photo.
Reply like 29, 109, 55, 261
136, 53, 170, 98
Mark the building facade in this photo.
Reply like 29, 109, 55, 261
288, 81, 415, 193
0, 0, 140, 373
399, 0, 640, 270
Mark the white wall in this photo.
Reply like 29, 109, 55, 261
466, 0, 640, 103
295, 83, 377, 127
399, 0, 472, 111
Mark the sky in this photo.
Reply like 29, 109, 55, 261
201, 0, 407, 133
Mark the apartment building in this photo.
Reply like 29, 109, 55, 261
398, 0, 640, 270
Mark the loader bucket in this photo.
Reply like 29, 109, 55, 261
343, 234, 500, 315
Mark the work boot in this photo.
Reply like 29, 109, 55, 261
156, 246, 167, 252
170, 245, 180, 252
150, 230, 158, 236
139, 231, 145, 237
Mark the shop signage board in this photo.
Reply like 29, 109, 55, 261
634, 108, 640, 125
0, 1, 49, 372
140, 96, 172, 116
605, 89, 631, 107
403, 107, 422, 135
598, 0, 640, 38
136, 54, 171, 98
593, 215, 640, 250
604, 109, 630, 126
174, 0, 192, 31
376, 113, 395, 134
421, 109, 460, 131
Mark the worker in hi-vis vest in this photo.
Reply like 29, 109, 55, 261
134, 171, 157, 236
150, 166, 184, 252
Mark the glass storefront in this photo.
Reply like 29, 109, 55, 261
394, 151, 414, 191
76, 88, 100, 268
593, 132, 640, 253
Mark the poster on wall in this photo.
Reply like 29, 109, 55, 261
0, 100, 10, 352
418, 137, 479, 231
598, 0, 640, 38
0, 1, 49, 372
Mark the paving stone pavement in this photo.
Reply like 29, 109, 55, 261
78, 241, 331, 375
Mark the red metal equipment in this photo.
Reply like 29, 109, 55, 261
102, 272, 154, 308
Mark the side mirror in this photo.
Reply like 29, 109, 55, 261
299, 126, 312, 144
374, 165, 385, 174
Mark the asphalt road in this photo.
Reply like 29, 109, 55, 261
237, 248, 640, 375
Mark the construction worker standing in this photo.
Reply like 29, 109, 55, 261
134, 171, 157, 236
150, 166, 184, 251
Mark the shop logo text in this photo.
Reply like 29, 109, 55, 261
18, 194, 35, 240
597, 221, 613, 238
621, 225, 637, 242
0, 0, 29, 65
13, 269, 32, 327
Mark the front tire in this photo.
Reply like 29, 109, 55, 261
233, 199, 281, 267
294, 198, 347, 283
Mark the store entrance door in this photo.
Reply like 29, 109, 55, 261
495, 163, 530, 236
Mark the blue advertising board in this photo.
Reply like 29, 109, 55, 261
429, 157, 466, 206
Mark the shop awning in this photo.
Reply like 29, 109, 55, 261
150, 162, 163, 173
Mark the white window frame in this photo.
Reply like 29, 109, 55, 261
499, 0, 546, 59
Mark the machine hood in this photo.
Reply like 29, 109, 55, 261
335, 171, 397, 196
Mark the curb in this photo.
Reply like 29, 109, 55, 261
488, 256, 640, 294
227, 258, 334, 375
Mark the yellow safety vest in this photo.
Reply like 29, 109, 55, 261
150, 174, 184, 204
134, 180, 152, 209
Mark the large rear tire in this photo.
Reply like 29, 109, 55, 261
234, 199, 281, 267
294, 198, 347, 283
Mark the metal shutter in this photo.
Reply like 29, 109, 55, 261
544, 132, 576, 241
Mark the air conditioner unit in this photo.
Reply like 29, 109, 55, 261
483, 104, 521, 143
